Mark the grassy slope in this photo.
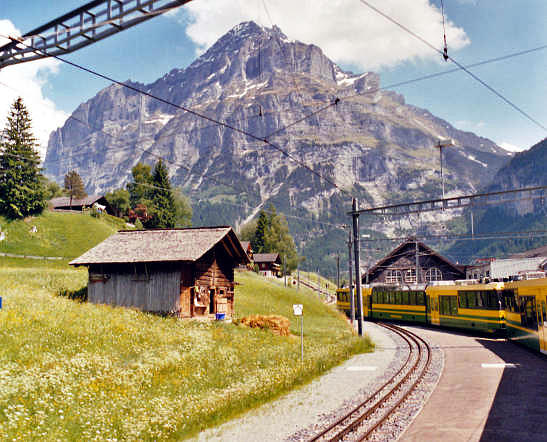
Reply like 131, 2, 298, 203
0, 211, 127, 259
0, 267, 372, 440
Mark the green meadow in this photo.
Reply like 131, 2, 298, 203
0, 262, 372, 440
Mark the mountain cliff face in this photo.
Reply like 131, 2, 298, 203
444, 138, 546, 262
44, 21, 512, 266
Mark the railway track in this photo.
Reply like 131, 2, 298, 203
308, 323, 432, 442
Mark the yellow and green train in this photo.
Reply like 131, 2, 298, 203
337, 277, 547, 354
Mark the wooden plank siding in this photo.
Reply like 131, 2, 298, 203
77, 227, 247, 319
88, 263, 181, 314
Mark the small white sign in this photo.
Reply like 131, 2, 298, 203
293, 304, 303, 316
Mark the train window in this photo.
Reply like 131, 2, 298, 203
409, 292, 416, 305
450, 297, 459, 315
458, 293, 468, 308
401, 292, 409, 305
372, 292, 377, 303
395, 292, 402, 304
487, 292, 500, 309
417, 292, 425, 305
520, 297, 538, 331
439, 296, 449, 315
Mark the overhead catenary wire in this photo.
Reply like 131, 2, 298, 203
357, 0, 547, 133
1, 35, 352, 199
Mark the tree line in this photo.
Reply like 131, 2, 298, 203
0, 97, 191, 229
0, 97, 299, 269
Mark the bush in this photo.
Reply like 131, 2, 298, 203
58, 286, 88, 302
238, 314, 290, 336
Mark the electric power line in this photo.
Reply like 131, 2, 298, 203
357, 0, 547, 133
1, 35, 352, 198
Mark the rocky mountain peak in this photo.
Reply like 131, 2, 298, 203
45, 20, 511, 251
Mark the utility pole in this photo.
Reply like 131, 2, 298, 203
336, 254, 340, 289
347, 227, 355, 324
415, 237, 421, 284
283, 254, 287, 287
352, 198, 363, 336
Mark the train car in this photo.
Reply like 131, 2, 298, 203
503, 277, 547, 353
336, 286, 372, 318
426, 281, 505, 334
370, 285, 428, 324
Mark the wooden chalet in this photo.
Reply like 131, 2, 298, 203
50, 195, 114, 215
364, 238, 465, 284
69, 227, 249, 319
253, 253, 281, 278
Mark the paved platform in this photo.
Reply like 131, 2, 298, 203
400, 326, 547, 442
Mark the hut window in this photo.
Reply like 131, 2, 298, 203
404, 269, 417, 283
425, 268, 443, 282
386, 270, 402, 284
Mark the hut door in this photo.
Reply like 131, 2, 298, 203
209, 289, 215, 314
180, 266, 193, 317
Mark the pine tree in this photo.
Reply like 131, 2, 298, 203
0, 97, 46, 219
145, 159, 176, 229
64, 170, 87, 208
252, 210, 268, 252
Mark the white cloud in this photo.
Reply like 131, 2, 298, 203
180, 0, 470, 71
0, 20, 68, 159
499, 142, 525, 153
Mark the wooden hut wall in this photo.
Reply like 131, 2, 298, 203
193, 245, 235, 316
88, 263, 181, 314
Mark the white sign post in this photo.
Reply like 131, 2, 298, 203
293, 304, 304, 363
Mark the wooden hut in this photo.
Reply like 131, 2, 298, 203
50, 195, 114, 215
253, 253, 281, 278
69, 227, 249, 319
365, 238, 465, 284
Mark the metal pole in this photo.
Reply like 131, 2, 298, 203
300, 315, 304, 363
336, 254, 340, 289
415, 238, 420, 284
348, 228, 355, 324
352, 198, 363, 336
471, 210, 474, 237
439, 144, 445, 200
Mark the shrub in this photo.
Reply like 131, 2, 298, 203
58, 286, 88, 302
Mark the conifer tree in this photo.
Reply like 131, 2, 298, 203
145, 159, 176, 228
64, 170, 87, 208
0, 97, 46, 219
252, 210, 268, 252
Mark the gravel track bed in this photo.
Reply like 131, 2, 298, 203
364, 326, 444, 442
193, 323, 443, 442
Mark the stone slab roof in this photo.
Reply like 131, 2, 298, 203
70, 226, 248, 266
50, 195, 105, 207
253, 253, 280, 263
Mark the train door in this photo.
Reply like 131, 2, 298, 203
429, 292, 440, 326
537, 296, 547, 354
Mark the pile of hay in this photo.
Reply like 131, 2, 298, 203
239, 314, 291, 336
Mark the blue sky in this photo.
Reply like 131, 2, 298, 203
0, 0, 546, 156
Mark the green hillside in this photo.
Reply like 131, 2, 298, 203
0, 211, 128, 259
0, 266, 372, 440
